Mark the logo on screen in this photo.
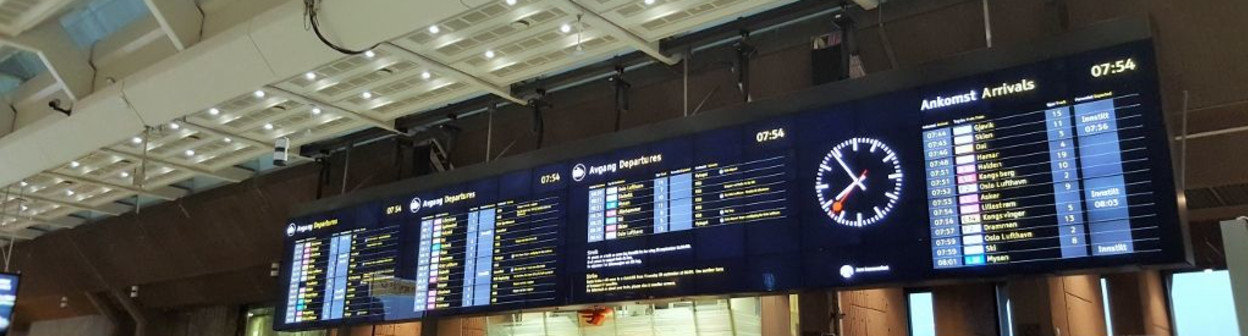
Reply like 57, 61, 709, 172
572, 164, 587, 182
409, 197, 423, 214
285, 224, 296, 237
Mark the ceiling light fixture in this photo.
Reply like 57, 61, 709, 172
428, 25, 440, 34
560, 23, 572, 33
223, 137, 233, 143
421, 71, 432, 79
131, 137, 143, 144
18, 181, 27, 187
304, 72, 317, 80
505, 0, 516, 5
264, 123, 275, 131
485, 50, 496, 59
69, 161, 80, 168
208, 108, 220, 116
312, 108, 323, 115
65, 190, 74, 196
253, 90, 266, 98
121, 172, 130, 178
364, 50, 376, 58
644, 0, 655, 5
361, 91, 373, 99
185, 150, 196, 156
169, 122, 181, 130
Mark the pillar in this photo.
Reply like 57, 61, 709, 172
1105, 270, 1173, 336
932, 282, 998, 336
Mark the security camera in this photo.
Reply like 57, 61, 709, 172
274, 138, 290, 166
48, 99, 72, 116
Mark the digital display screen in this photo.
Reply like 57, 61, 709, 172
0, 273, 18, 334
276, 40, 1185, 331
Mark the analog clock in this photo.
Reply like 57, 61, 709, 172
815, 137, 903, 227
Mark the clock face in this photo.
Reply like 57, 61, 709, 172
815, 137, 904, 227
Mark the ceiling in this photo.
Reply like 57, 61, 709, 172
0, 0, 798, 240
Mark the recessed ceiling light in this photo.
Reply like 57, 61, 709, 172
185, 150, 196, 156
69, 161, 80, 168
361, 91, 373, 99
65, 190, 74, 196
643, 0, 655, 4
169, 122, 181, 130
223, 137, 233, 143
131, 137, 143, 144
264, 123, 275, 130
560, 23, 572, 33
208, 108, 220, 116
421, 71, 432, 79
304, 72, 317, 80
19, 205, 27, 211
18, 181, 27, 187
253, 90, 266, 98
120, 172, 130, 178
428, 25, 440, 34
505, 0, 516, 5
311, 108, 323, 115
364, 50, 376, 58
484, 50, 496, 59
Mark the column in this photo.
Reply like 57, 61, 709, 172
669, 173, 694, 231
1073, 99, 1132, 255
415, 219, 433, 312
287, 242, 305, 323
952, 124, 985, 266
924, 126, 962, 268
462, 211, 479, 306
473, 209, 496, 306
654, 176, 670, 234
323, 237, 339, 319
331, 234, 350, 319
1045, 107, 1089, 258
588, 188, 606, 242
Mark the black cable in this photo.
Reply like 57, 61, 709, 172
304, 0, 380, 55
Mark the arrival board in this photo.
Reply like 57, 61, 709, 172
276, 39, 1184, 331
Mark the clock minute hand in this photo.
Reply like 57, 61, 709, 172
833, 153, 867, 191
834, 170, 869, 200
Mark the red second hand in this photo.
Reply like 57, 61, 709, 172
833, 169, 869, 215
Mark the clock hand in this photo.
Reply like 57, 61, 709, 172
832, 153, 867, 191
833, 170, 869, 201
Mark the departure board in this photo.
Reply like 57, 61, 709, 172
277, 38, 1186, 331
0, 273, 17, 335
412, 195, 562, 311
284, 225, 400, 323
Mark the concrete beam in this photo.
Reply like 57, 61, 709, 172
382, 43, 528, 106
6, 20, 94, 101
99, 148, 253, 183
41, 171, 186, 201
143, 0, 204, 50
556, 0, 682, 66
264, 86, 401, 134
17, 192, 131, 216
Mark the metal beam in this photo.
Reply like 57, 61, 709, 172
264, 86, 402, 134
15, 192, 130, 216
41, 171, 185, 201
99, 148, 253, 183
556, 0, 681, 65
381, 43, 528, 105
